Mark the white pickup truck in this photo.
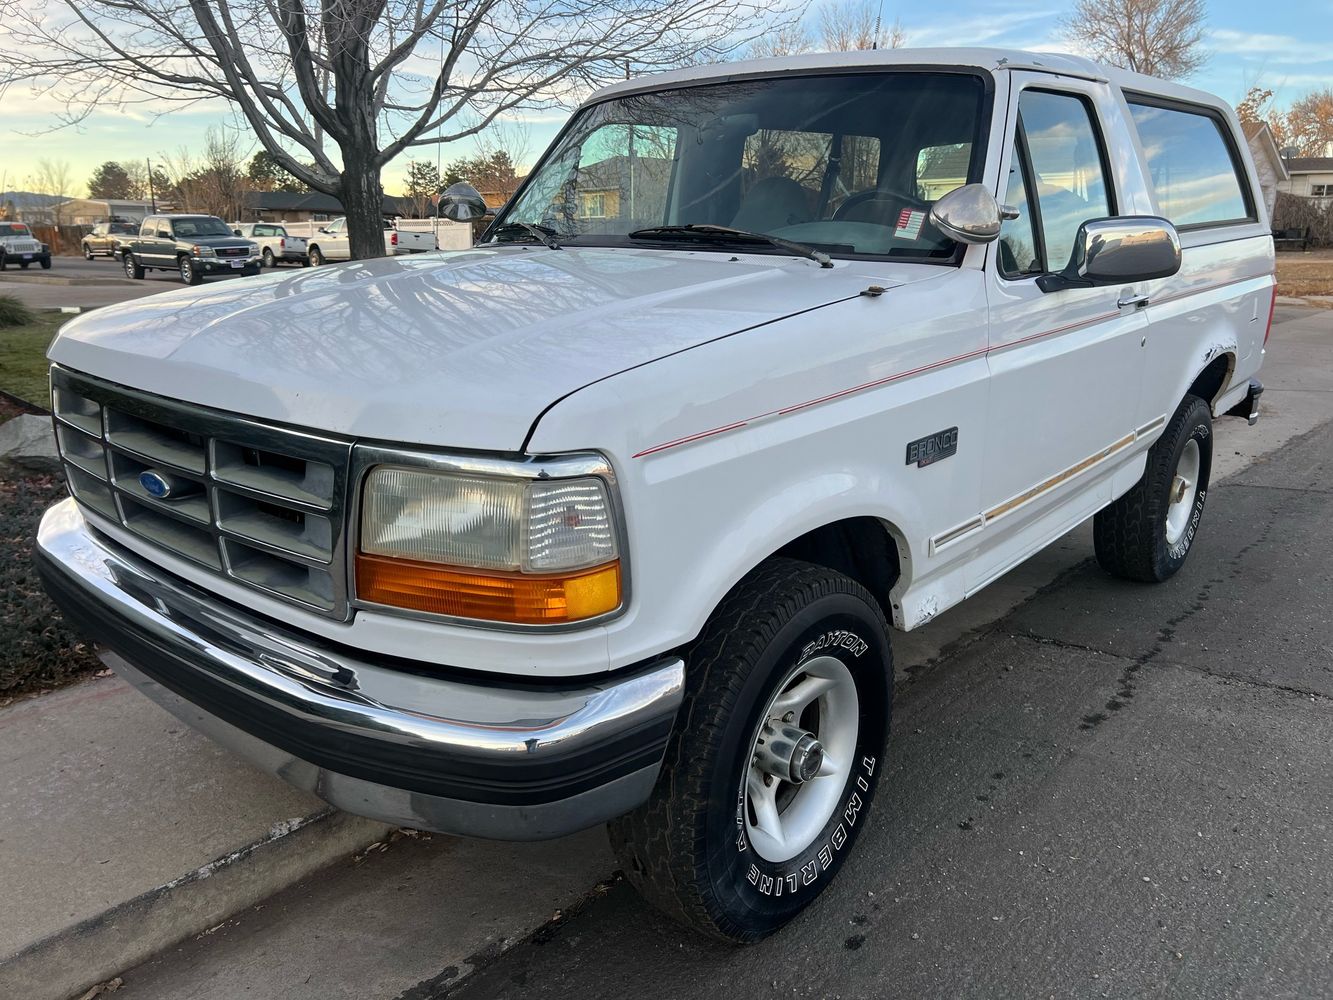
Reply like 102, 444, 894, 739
231, 222, 309, 268
37, 49, 1271, 943
305, 216, 435, 264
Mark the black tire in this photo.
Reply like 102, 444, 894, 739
0, 253, 6, 270
308, 245, 324, 266
242, 264, 260, 277
609, 558, 892, 943
179, 256, 202, 285
262, 248, 275, 268
1095, 394, 1213, 583
83, 243, 94, 260
123, 253, 145, 280
39, 257, 51, 270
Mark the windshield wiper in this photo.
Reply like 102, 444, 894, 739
627, 224, 833, 268
488, 221, 562, 250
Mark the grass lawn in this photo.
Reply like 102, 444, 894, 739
1276, 249, 1333, 303
0, 311, 65, 408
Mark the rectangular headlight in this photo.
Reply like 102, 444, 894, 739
356, 467, 621, 624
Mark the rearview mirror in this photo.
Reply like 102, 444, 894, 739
1037, 216, 1181, 293
436, 182, 489, 222
929, 184, 1003, 244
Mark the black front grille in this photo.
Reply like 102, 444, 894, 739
51, 368, 353, 618
216, 246, 249, 258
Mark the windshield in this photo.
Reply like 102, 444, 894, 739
492, 71, 987, 261
0, 224, 32, 237
171, 217, 233, 237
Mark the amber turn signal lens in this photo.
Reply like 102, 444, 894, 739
356, 553, 621, 624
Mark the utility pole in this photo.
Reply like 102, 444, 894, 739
146, 158, 157, 212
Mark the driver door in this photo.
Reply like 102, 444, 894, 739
972, 75, 1148, 586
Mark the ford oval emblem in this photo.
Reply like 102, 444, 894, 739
139, 470, 172, 498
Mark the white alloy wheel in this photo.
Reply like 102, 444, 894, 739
744, 655, 859, 863
1164, 438, 1200, 546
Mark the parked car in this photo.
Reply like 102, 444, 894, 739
81, 222, 139, 259
0, 221, 51, 270
231, 222, 309, 268
305, 216, 435, 264
117, 214, 260, 284
37, 49, 1272, 943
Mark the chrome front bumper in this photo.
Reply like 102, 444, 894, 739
36, 499, 685, 840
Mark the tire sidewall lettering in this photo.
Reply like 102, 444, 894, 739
729, 613, 885, 902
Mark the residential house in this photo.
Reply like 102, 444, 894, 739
1277, 147, 1333, 208
1242, 122, 1290, 222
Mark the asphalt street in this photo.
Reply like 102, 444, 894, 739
434, 418, 1333, 1000
106, 309, 1333, 1000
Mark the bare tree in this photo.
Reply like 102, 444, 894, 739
2, 0, 788, 260
1062, 0, 1206, 79
161, 128, 251, 220
817, 0, 905, 52
1284, 88, 1333, 157
30, 158, 75, 225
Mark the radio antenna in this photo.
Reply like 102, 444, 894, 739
872, 0, 885, 49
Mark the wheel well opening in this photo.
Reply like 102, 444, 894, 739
773, 517, 901, 618
1188, 353, 1234, 409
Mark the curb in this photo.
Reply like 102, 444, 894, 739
0, 808, 392, 1000
0, 273, 136, 287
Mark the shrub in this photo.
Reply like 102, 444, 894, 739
0, 294, 35, 329
1273, 192, 1333, 247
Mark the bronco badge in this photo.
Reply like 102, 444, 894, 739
906, 427, 958, 468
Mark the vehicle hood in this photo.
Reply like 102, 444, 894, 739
49, 246, 934, 450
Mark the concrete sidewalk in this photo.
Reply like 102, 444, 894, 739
0, 305, 1329, 1000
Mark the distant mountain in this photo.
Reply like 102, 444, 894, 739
0, 191, 67, 207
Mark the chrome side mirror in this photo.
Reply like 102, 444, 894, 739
929, 184, 1003, 244
437, 182, 489, 223
1038, 216, 1181, 293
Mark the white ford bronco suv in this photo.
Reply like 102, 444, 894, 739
37, 49, 1272, 942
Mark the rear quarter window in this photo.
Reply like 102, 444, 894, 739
1127, 98, 1254, 228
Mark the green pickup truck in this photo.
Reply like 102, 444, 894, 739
118, 214, 260, 285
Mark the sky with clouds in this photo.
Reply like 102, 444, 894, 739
2, 0, 1330, 197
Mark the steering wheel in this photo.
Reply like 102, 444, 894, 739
832, 187, 930, 224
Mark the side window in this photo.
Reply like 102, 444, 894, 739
1019, 90, 1112, 271
140, 218, 155, 237
1128, 100, 1253, 226
997, 140, 1042, 277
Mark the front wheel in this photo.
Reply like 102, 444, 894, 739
609, 558, 892, 943
123, 253, 145, 280
83, 244, 94, 260
262, 248, 275, 268
1094, 393, 1213, 582
179, 256, 202, 285
308, 246, 324, 266
39, 257, 51, 270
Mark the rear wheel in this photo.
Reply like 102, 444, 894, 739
39, 257, 51, 270
308, 245, 324, 266
1094, 394, 1213, 582
609, 559, 892, 943
123, 253, 145, 280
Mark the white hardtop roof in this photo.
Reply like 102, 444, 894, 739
586, 47, 1231, 114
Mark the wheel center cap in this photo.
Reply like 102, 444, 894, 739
756, 722, 825, 785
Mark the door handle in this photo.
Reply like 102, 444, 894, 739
1117, 292, 1150, 310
